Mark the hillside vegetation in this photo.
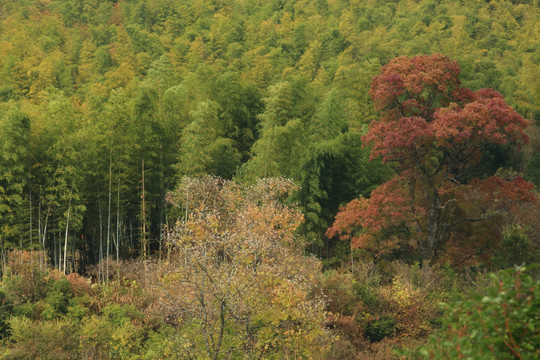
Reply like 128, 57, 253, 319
0, 0, 539, 358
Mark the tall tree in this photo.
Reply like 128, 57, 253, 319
161, 176, 328, 359
178, 101, 241, 179
46, 94, 87, 272
296, 88, 390, 258
328, 54, 535, 263
0, 105, 30, 264
241, 80, 314, 180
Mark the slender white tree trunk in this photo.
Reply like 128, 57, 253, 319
58, 226, 61, 271
41, 206, 50, 270
38, 195, 42, 268
29, 186, 32, 249
1, 236, 5, 280
141, 159, 147, 260
98, 183, 103, 283
63, 190, 73, 274
107, 152, 112, 282
116, 176, 120, 265
166, 213, 170, 263
141, 160, 148, 287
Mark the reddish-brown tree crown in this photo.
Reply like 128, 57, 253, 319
330, 54, 535, 263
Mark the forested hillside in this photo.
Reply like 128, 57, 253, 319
0, 0, 539, 358
0, 0, 538, 268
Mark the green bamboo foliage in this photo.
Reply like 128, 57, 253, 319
0, 0, 536, 268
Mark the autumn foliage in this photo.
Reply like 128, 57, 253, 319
329, 54, 536, 263
161, 176, 329, 359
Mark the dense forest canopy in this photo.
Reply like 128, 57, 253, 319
328, 54, 536, 266
0, 0, 538, 271
0, 0, 539, 358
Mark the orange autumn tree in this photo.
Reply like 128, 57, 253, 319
328, 54, 536, 263
161, 176, 329, 359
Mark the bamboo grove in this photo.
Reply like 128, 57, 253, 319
0, 0, 538, 273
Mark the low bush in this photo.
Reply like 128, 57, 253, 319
416, 265, 540, 359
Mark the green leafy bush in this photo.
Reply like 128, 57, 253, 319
3, 317, 78, 360
0, 289, 12, 339
40, 277, 72, 320
418, 265, 540, 359
101, 303, 143, 326
364, 315, 396, 342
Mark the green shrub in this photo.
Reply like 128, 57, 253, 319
526, 153, 540, 188
79, 315, 115, 359
353, 281, 379, 309
364, 315, 396, 342
101, 303, 143, 325
12, 301, 34, 319
142, 326, 203, 360
109, 321, 145, 359
66, 296, 91, 322
0, 289, 12, 339
0, 273, 46, 305
319, 270, 359, 316
492, 225, 532, 269
41, 277, 73, 320
2, 317, 78, 359
418, 265, 540, 359
0, 251, 49, 303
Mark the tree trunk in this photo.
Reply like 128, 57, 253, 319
166, 213, 170, 263
0, 236, 5, 280
38, 194, 41, 267
98, 183, 103, 283
63, 190, 72, 274
425, 189, 442, 261
141, 159, 147, 260
58, 224, 61, 271
116, 175, 120, 265
213, 301, 226, 360
29, 186, 32, 250
53, 222, 56, 270
41, 206, 50, 270
107, 152, 112, 282
141, 160, 148, 287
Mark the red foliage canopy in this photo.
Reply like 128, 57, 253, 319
369, 53, 463, 120
330, 54, 536, 263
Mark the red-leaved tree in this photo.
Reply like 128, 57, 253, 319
328, 54, 536, 263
